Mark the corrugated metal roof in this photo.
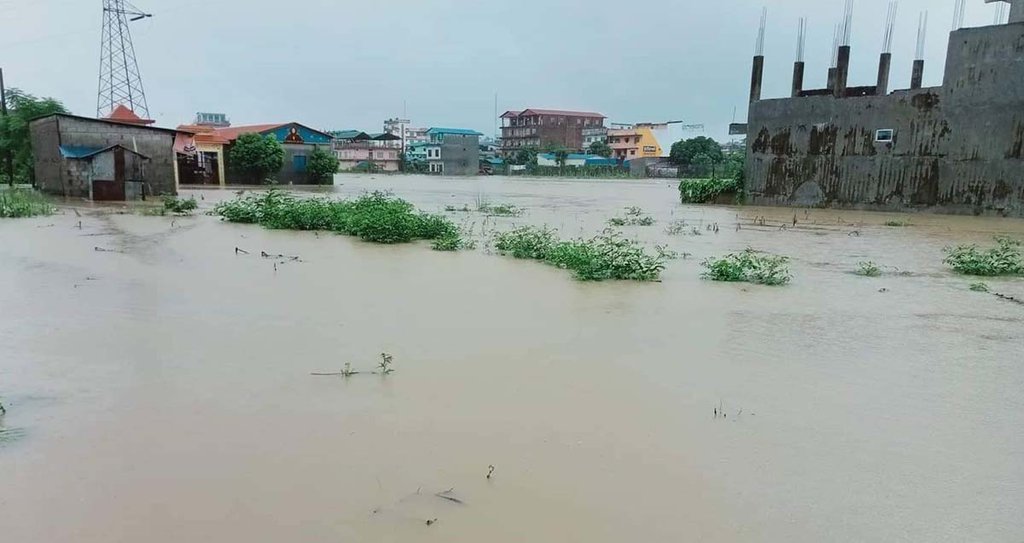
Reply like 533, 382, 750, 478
59, 144, 150, 160
330, 130, 370, 140
212, 124, 286, 142
508, 109, 606, 119
427, 127, 483, 136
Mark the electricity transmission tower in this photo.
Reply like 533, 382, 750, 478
96, 0, 152, 118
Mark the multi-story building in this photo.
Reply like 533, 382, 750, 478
582, 127, 608, 150
499, 109, 606, 154
425, 127, 482, 176
331, 130, 402, 172
383, 122, 430, 151
607, 126, 663, 161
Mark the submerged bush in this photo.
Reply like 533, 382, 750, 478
0, 189, 54, 218
493, 225, 670, 281
702, 249, 791, 286
163, 196, 198, 215
678, 177, 742, 204
213, 190, 461, 246
856, 261, 882, 277
608, 206, 655, 227
944, 237, 1023, 276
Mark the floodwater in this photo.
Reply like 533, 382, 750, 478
1, 174, 1023, 542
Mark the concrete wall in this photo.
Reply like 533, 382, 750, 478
746, 22, 1024, 216
29, 116, 63, 193
441, 134, 480, 176
30, 115, 178, 197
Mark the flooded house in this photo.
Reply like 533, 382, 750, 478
29, 108, 190, 200
211, 122, 334, 184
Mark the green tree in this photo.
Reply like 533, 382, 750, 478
669, 136, 724, 177
229, 133, 284, 184
306, 147, 339, 184
0, 88, 69, 186
554, 149, 569, 168
588, 140, 612, 158
512, 147, 538, 166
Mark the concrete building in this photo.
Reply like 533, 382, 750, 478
426, 128, 483, 176
745, 1, 1024, 216
582, 127, 608, 149
608, 126, 663, 161
213, 123, 334, 185
175, 118, 230, 186
330, 130, 402, 172
29, 112, 189, 199
500, 109, 606, 154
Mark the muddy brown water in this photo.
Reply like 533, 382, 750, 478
1, 174, 1023, 542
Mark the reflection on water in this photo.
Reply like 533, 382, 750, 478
0, 175, 1022, 542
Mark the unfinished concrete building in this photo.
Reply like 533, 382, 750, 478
745, 0, 1024, 216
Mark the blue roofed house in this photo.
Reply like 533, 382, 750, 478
426, 127, 483, 176
537, 153, 619, 168
213, 122, 334, 184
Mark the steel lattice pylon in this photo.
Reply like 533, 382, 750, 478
96, 0, 152, 118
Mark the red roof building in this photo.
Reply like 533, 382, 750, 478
500, 108, 607, 154
105, 104, 156, 126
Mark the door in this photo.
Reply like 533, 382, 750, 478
293, 154, 307, 173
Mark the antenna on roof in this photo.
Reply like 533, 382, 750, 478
831, 23, 841, 67
882, 1, 898, 54
840, 0, 855, 46
993, 2, 1009, 24
952, 0, 967, 29
916, 11, 929, 60
795, 17, 807, 62
754, 7, 768, 55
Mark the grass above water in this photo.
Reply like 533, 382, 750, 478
702, 249, 792, 286
214, 190, 465, 246
944, 237, 1023, 276
0, 189, 54, 218
493, 226, 672, 281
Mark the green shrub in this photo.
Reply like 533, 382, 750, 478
884, 220, 910, 227
969, 282, 991, 292
213, 190, 459, 245
163, 196, 198, 215
0, 189, 54, 218
678, 177, 742, 204
702, 249, 791, 286
856, 261, 881, 277
608, 206, 655, 227
431, 232, 476, 251
944, 237, 1023, 276
478, 203, 524, 217
493, 226, 670, 281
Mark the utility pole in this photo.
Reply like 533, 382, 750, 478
0, 67, 12, 187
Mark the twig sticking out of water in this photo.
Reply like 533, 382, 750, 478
261, 251, 301, 262
235, 247, 250, 255
93, 246, 123, 253
426, 519, 438, 526
487, 465, 495, 480
435, 489, 464, 505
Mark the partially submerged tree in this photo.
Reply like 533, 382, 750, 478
511, 147, 538, 166
229, 133, 284, 184
0, 88, 69, 186
306, 147, 339, 184
588, 140, 612, 158
670, 136, 724, 177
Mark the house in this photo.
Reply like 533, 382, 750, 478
213, 122, 334, 184
425, 128, 483, 176
582, 127, 608, 150
330, 130, 402, 172
29, 110, 190, 200
500, 109, 606, 154
175, 113, 231, 185
608, 126, 663, 161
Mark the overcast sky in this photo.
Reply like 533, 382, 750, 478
2, 0, 1008, 140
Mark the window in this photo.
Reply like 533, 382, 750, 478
875, 129, 895, 143
630, 150, 636, 156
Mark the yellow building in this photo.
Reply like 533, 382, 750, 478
607, 126, 662, 160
